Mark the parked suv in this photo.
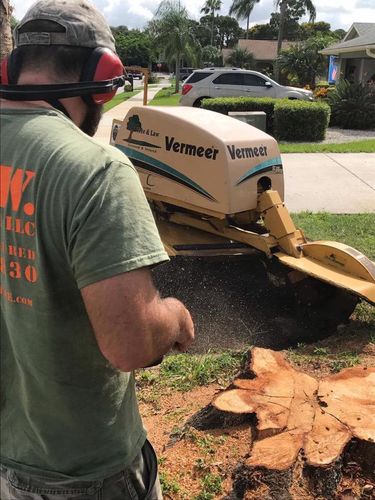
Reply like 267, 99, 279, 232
180, 68, 314, 107
178, 67, 196, 81
128, 70, 143, 80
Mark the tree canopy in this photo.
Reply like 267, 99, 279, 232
274, 0, 316, 79
200, 15, 242, 49
201, 0, 223, 45
275, 0, 316, 52
97, 0, 349, 90
113, 28, 152, 67
201, 45, 222, 66
226, 47, 255, 69
229, 0, 260, 39
150, 0, 200, 91
276, 32, 339, 86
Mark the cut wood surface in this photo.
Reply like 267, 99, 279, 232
213, 347, 375, 470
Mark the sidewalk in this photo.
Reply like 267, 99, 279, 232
96, 97, 375, 214
282, 153, 375, 213
94, 84, 165, 145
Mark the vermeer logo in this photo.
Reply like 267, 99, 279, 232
227, 144, 268, 160
165, 136, 219, 160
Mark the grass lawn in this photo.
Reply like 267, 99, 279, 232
103, 89, 141, 112
291, 212, 375, 259
148, 87, 181, 106
280, 139, 375, 153
291, 212, 375, 326
137, 350, 244, 393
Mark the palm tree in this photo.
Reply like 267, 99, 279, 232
152, 1, 199, 93
201, 0, 222, 46
276, 33, 337, 87
276, 0, 316, 56
227, 47, 255, 69
274, 0, 316, 80
229, 0, 260, 39
201, 45, 221, 66
0, 0, 13, 61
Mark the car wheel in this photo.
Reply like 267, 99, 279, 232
193, 97, 209, 108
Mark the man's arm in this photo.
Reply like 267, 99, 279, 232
81, 267, 194, 372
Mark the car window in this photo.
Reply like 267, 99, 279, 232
243, 74, 268, 86
186, 72, 212, 84
212, 73, 244, 85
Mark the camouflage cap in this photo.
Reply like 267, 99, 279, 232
14, 0, 116, 52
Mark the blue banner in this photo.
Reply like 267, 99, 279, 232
328, 56, 339, 84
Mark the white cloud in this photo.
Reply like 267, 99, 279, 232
11, 0, 375, 30
12, 0, 35, 19
127, 2, 154, 21
356, 0, 375, 7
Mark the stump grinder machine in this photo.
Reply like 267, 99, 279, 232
111, 106, 375, 331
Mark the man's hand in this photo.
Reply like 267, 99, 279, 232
81, 268, 194, 371
169, 299, 194, 352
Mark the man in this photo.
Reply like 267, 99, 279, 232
0, 0, 194, 498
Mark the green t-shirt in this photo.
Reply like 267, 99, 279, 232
0, 107, 169, 479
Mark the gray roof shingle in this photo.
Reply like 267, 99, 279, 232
322, 22, 375, 52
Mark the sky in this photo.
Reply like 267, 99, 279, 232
11, 0, 375, 32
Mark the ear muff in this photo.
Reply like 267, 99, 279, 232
80, 47, 124, 105
0, 47, 127, 105
0, 58, 9, 84
1, 48, 22, 85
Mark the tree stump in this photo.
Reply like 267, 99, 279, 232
212, 348, 375, 498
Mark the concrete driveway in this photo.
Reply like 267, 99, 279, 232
283, 153, 375, 213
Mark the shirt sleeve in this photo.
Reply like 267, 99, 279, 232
68, 160, 169, 289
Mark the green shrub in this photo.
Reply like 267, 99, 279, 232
328, 80, 375, 129
201, 97, 278, 134
274, 100, 331, 142
201, 97, 331, 141
148, 73, 160, 84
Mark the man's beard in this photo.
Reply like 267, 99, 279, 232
80, 103, 103, 136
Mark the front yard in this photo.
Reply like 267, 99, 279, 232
146, 86, 375, 152
148, 86, 181, 106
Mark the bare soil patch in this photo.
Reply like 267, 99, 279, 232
153, 255, 373, 351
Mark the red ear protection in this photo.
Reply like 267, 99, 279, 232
0, 47, 125, 105
80, 47, 124, 105
0, 58, 9, 85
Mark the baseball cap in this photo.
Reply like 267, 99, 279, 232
13, 0, 116, 53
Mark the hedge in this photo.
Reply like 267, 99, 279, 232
201, 97, 278, 135
201, 96, 331, 142
274, 100, 331, 142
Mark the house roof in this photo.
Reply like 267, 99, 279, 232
321, 23, 375, 55
237, 39, 295, 61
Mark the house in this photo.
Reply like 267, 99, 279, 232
320, 23, 375, 84
222, 39, 295, 74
